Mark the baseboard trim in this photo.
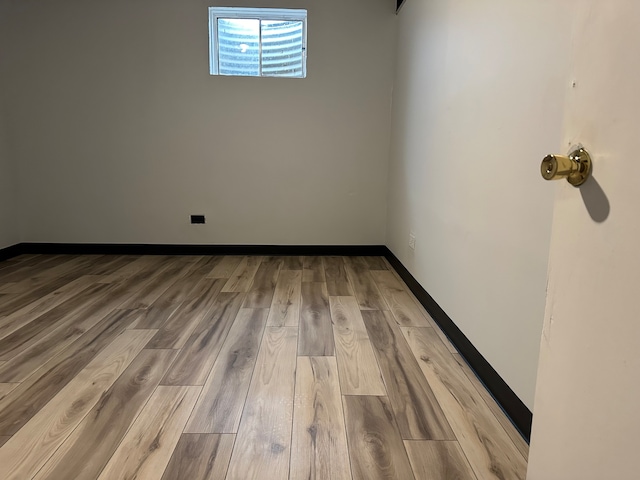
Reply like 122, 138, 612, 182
0, 243, 25, 262
383, 247, 532, 441
14, 243, 388, 257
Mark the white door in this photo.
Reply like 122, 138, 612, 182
527, 1, 640, 479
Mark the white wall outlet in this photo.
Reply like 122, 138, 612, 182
409, 232, 416, 250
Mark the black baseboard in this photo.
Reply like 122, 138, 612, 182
383, 247, 532, 441
1, 241, 531, 440
8, 243, 387, 258
0, 243, 25, 262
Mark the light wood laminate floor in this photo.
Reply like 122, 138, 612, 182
0, 254, 528, 479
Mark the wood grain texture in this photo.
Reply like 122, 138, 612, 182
362, 310, 454, 440
33, 349, 178, 480
371, 270, 432, 327
266, 270, 301, 327
0, 436, 9, 448
0, 274, 99, 341
207, 256, 243, 279
162, 434, 235, 480
119, 257, 194, 309
0, 288, 137, 382
382, 257, 458, 352
344, 258, 387, 310
452, 353, 529, 459
299, 282, 335, 356
186, 308, 267, 433
343, 395, 415, 480
97, 255, 165, 284
125, 260, 218, 330
405, 441, 477, 480
243, 257, 282, 308
0, 309, 140, 435
290, 356, 352, 480
0, 282, 113, 361
364, 256, 388, 270
402, 327, 527, 479
302, 256, 325, 282
330, 296, 386, 395
0, 383, 18, 401
97, 385, 201, 480
146, 278, 226, 349
226, 327, 297, 480
222, 256, 263, 292
0, 329, 155, 480
0, 274, 76, 317
161, 292, 245, 385
282, 256, 303, 270
323, 256, 353, 296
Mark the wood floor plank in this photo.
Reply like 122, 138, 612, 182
118, 256, 194, 309
323, 256, 353, 296
452, 353, 529, 459
266, 270, 301, 327
282, 255, 303, 270
243, 257, 282, 308
185, 308, 267, 433
329, 296, 386, 395
362, 310, 454, 440
122, 257, 216, 329
290, 356, 352, 480
0, 255, 68, 284
226, 327, 297, 480
0, 282, 117, 362
161, 292, 245, 385
0, 329, 156, 480
342, 395, 415, 480
0, 383, 18, 401
0, 436, 9, 448
0, 273, 89, 318
299, 282, 335, 356
97, 255, 167, 284
206, 255, 243, 279
402, 327, 527, 479
404, 441, 477, 480
222, 256, 263, 292
33, 349, 179, 480
0, 287, 143, 383
0, 309, 141, 435
96, 385, 201, 480
0, 274, 100, 341
364, 256, 388, 270
382, 257, 458, 352
161, 434, 235, 480
302, 256, 325, 282
146, 278, 226, 349
371, 270, 432, 327
0, 256, 97, 294
344, 258, 387, 311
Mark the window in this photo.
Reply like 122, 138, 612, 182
209, 7, 307, 78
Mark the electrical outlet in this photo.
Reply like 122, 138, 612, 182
409, 232, 416, 250
190, 215, 205, 224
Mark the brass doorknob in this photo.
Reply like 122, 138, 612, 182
541, 147, 592, 187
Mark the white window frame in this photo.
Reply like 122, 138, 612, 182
208, 7, 308, 78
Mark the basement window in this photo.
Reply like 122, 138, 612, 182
209, 7, 307, 78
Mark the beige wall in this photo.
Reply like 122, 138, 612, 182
386, 0, 574, 408
0, 2, 19, 249
0, 0, 395, 245
0, 110, 19, 249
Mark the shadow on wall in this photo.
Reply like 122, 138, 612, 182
580, 175, 610, 223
